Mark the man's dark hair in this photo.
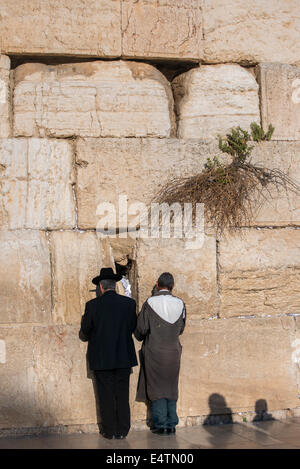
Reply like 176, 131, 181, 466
100, 279, 116, 291
157, 272, 174, 291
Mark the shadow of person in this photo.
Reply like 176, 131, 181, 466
202, 394, 233, 448
203, 393, 233, 425
251, 399, 276, 445
252, 399, 275, 422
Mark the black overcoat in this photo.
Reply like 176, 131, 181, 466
80, 290, 138, 371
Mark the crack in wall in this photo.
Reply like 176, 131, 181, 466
215, 239, 221, 319
46, 230, 54, 324
71, 137, 79, 231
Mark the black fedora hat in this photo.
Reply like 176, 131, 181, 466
92, 267, 122, 285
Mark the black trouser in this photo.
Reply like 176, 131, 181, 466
94, 368, 131, 437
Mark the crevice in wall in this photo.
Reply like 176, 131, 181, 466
146, 60, 200, 82
115, 257, 138, 305
200, 59, 261, 68
190, 312, 300, 323
5, 224, 300, 234
253, 63, 263, 130
239, 225, 300, 230
8, 54, 122, 69
71, 184, 78, 231
8, 53, 200, 82
8, 65, 14, 138
71, 137, 79, 231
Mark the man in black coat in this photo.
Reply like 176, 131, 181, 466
80, 267, 138, 439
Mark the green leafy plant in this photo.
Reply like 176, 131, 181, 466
218, 126, 254, 162
250, 122, 275, 142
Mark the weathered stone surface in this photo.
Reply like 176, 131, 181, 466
256, 63, 300, 141
249, 142, 300, 226
172, 64, 260, 139
0, 231, 51, 324
136, 237, 217, 318
32, 326, 96, 426
76, 137, 230, 230
50, 232, 129, 319
1, 317, 299, 429
0, 55, 10, 138
0, 323, 144, 429
13, 61, 174, 138
0, 326, 37, 427
50, 231, 103, 325
0, 0, 121, 57
109, 237, 136, 265
76, 138, 299, 230
202, 1, 300, 65
179, 316, 300, 417
122, 0, 202, 60
218, 228, 300, 318
0, 325, 97, 428
0, 138, 75, 230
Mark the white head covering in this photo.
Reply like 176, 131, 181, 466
121, 276, 132, 297
147, 291, 185, 324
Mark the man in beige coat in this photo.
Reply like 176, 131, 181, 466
134, 272, 186, 435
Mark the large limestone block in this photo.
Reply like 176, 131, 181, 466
249, 142, 300, 226
0, 325, 97, 429
0, 231, 51, 324
108, 237, 136, 265
76, 137, 230, 230
50, 231, 103, 325
13, 61, 174, 138
136, 237, 217, 318
256, 63, 300, 141
172, 64, 260, 139
122, 0, 203, 60
218, 228, 300, 318
0, 138, 75, 230
179, 316, 300, 417
31, 326, 96, 426
0, 0, 121, 57
202, 1, 300, 65
0, 55, 10, 138
76, 138, 300, 232
0, 326, 37, 427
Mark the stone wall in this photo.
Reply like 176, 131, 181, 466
1, 1, 300, 65
0, 1, 300, 435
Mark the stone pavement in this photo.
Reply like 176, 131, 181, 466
1, 418, 300, 449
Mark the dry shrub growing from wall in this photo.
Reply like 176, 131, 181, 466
153, 123, 300, 236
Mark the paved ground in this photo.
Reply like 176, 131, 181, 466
1, 417, 300, 449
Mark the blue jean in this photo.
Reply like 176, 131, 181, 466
152, 398, 179, 429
